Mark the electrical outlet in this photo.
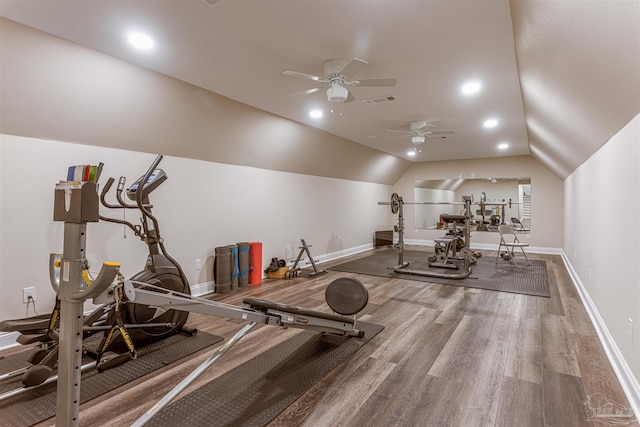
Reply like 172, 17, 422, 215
195, 259, 202, 270
23, 287, 36, 304
628, 318, 633, 342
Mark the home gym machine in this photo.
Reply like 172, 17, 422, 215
0, 156, 192, 415
378, 193, 474, 279
47, 244, 368, 426
128, 274, 368, 426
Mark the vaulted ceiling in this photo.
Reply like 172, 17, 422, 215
1, 0, 638, 179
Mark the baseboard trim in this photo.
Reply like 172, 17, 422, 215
190, 281, 215, 297
561, 251, 640, 418
0, 331, 20, 351
286, 242, 374, 269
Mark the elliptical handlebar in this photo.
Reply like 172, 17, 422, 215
135, 154, 163, 225
100, 177, 118, 209
100, 177, 153, 210
128, 154, 189, 289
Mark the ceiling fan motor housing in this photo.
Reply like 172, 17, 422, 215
410, 120, 428, 131
323, 59, 349, 78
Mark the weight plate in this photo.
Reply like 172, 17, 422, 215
325, 277, 369, 315
391, 193, 400, 214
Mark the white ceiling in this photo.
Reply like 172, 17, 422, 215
1, 1, 638, 178
0, 0, 529, 163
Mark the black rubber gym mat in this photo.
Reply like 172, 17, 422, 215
329, 249, 550, 297
146, 321, 384, 427
0, 331, 223, 427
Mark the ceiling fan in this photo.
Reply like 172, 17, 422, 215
387, 121, 456, 151
283, 58, 397, 104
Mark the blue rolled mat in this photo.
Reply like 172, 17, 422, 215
237, 242, 250, 287
229, 244, 239, 290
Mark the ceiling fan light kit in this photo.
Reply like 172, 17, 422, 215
411, 135, 426, 145
326, 84, 349, 102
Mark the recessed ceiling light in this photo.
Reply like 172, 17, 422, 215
483, 118, 498, 128
309, 109, 323, 118
127, 32, 154, 50
407, 150, 416, 157
498, 143, 509, 150
461, 81, 481, 96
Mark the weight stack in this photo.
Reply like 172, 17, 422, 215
229, 244, 239, 291
237, 242, 250, 287
214, 246, 232, 294
249, 242, 262, 285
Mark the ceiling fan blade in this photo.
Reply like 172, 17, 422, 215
386, 129, 412, 134
290, 87, 323, 97
344, 88, 356, 103
340, 58, 368, 78
283, 70, 326, 82
352, 78, 398, 87
388, 134, 409, 140
431, 130, 456, 135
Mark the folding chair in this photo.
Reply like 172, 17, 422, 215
496, 224, 530, 266
511, 217, 529, 233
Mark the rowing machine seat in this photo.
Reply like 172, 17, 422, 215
242, 297, 354, 324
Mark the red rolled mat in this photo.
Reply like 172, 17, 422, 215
249, 242, 263, 285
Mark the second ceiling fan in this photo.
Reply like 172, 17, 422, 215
387, 121, 456, 152
283, 58, 397, 104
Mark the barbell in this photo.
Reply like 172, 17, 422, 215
378, 193, 471, 214
378, 193, 517, 214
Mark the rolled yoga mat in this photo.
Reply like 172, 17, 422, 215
249, 242, 262, 285
214, 246, 232, 294
229, 244, 239, 291
237, 242, 250, 287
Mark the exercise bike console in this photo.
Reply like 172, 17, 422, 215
127, 169, 167, 200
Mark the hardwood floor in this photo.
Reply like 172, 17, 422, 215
2, 250, 637, 426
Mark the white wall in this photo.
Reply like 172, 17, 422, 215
564, 114, 640, 381
392, 155, 564, 250
414, 188, 457, 229
0, 135, 391, 321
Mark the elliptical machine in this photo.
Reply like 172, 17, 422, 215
98, 155, 190, 350
0, 155, 190, 391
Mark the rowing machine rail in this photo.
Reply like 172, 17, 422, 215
129, 277, 366, 426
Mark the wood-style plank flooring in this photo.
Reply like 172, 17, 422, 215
2, 250, 637, 426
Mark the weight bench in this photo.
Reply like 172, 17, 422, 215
431, 214, 466, 270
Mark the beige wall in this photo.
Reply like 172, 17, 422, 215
564, 114, 640, 381
392, 155, 564, 249
0, 135, 391, 321
0, 17, 410, 186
